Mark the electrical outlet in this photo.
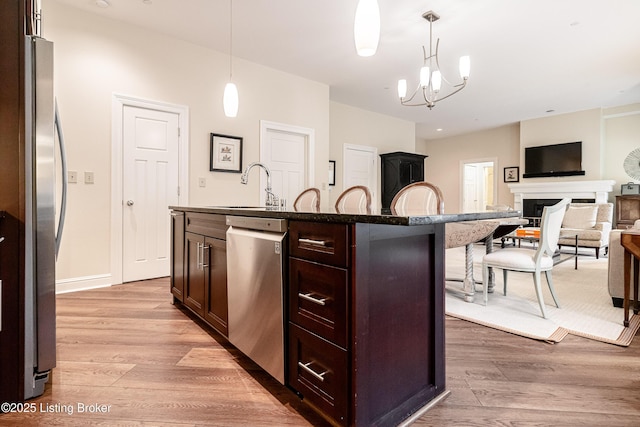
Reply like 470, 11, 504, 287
84, 171, 94, 184
68, 171, 78, 183
198, 177, 206, 187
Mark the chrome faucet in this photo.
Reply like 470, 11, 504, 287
240, 162, 279, 207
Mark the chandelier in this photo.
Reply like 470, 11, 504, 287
398, 11, 470, 109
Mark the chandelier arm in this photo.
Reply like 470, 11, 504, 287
400, 84, 425, 105
398, 10, 469, 110
428, 80, 468, 104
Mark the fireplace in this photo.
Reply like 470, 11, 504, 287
509, 180, 615, 218
522, 198, 595, 218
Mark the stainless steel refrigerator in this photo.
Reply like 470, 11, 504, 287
23, 31, 67, 399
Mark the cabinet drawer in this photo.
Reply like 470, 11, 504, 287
289, 258, 348, 348
186, 213, 228, 239
288, 323, 348, 426
289, 221, 350, 268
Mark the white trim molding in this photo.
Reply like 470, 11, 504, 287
508, 180, 616, 212
56, 274, 113, 294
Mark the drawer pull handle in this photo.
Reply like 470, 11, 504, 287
299, 238, 327, 247
298, 292, 327, 306
202, 244, 210, 269
298, 361, 327, 382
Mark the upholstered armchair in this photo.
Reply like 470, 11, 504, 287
608, 219, 640, 307
558, 202, 613, 258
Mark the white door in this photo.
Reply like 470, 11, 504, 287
463, 164, 478, 212
122, 106, 179, 282
260, 122, 314, 207
461, 160, 496, 213
343, 144, 377, 200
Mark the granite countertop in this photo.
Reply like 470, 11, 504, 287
169, 205, 522, 226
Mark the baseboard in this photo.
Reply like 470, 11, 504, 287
56, 274, 113, 294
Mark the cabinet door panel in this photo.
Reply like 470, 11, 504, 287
289, 258, 348, 348
170, 212, 185, 301
288, 323, 348, 426
204, 237, 228, 336
184, 232, 205, 316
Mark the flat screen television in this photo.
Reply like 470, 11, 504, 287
523, 141, 585, 178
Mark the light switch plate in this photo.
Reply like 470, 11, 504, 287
68, 171, 77, 183
84, 171, 94, 184
198, 177, 206, 187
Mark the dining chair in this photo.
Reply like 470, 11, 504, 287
335, 185, 372, 214
293, 187, 320, 212
390, 181, 444, 215
390, 181, 499, 302
481, 198, 571, 318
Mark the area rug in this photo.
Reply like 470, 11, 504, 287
444, 245, 640, 346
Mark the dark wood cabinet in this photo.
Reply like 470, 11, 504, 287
380, 152, 427, 212
615, 195, 640, 229
288, 220, 352, 424
181, 213, 229, 337
287, 220, 446, 426
170, 211, 185, 302
184, 232, 206, 316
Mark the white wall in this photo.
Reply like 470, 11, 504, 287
418, 104, 640, 212
416, 124, 520, 213
519, 108, 603, 181
329, 102, 416, 208
44, 1, 330, 283
603, 104, 640, 196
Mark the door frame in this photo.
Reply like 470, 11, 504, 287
111, 94, 189, 285
459, 157, 497, 213
259, 120, 315, 205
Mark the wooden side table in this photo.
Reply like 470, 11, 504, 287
621, 229, 640, 327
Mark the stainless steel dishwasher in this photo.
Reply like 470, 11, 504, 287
226, 216, 287, 384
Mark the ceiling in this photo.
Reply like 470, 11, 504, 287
50, 0, 640, 140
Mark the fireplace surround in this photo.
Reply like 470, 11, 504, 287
509, 180, 615, 218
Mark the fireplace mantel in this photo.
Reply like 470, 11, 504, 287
508, 180, 616, 212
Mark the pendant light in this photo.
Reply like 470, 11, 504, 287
354, 0, 380, 57
223, 0, 239, 117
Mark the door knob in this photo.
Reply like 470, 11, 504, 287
126, 200, 134, 206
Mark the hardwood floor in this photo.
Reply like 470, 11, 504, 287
2, 277, 640, 426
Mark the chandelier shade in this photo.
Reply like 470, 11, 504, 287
354, 0, 380, 57
398, 11, 470, 109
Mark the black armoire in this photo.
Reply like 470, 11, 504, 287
380, 152, 427, 213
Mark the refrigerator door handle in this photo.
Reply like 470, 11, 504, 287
54, 98, 67, 259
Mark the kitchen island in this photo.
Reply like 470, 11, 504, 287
169, 205, 520, 427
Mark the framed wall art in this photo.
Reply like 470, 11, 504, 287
504, 166, 519, 183
329, 160, 336, 186
210, 133, 243, 173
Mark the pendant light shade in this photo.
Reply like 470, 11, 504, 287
223, 0, 238, 118
223, 82, 238, 118
354, 0, 380, 57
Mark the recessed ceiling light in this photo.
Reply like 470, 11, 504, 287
436, 128, 443, 132
142, 0, 153, 4
95, 0, 109, 8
